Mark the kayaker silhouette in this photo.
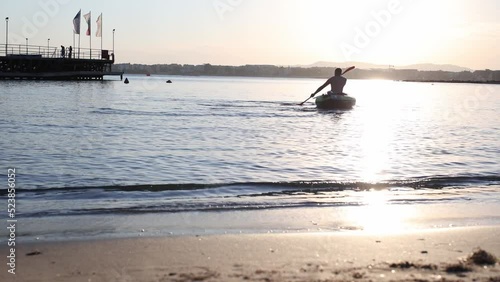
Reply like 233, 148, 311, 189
310, 68, 347, 98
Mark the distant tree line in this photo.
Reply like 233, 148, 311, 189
112, 63, 500, 83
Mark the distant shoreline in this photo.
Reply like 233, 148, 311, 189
120, 72, 500, 85
114, 63, 500, 84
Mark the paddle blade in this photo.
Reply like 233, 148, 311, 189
342, 66, 355, 74
297, 99, 308, 106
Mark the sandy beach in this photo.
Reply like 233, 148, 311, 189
2, 226, 499, 282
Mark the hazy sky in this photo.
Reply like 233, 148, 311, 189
1, 0, 499, 69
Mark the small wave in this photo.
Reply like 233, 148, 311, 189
10, 175, 499, 218
8, 175, 499, 196
201, 100, 275, 108
91, 106, 300, 118
91, 107, 186, 117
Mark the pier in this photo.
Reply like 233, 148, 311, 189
0, 44, 123, 80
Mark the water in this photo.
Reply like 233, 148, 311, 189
1, 76, 499, 240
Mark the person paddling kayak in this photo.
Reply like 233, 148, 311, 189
297, 66, 354, 106
310, 68, 347, 98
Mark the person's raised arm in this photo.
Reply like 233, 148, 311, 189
310, 78, 331, 97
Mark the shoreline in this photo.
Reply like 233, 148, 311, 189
120, 73, 500, 84
2, 226, 499, 281
112, 62, 500, 83
12, 199, 500, 243
3, 71, 500, 84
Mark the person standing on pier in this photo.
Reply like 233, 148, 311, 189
60, 45, 66, 58
68, 46, 73, 59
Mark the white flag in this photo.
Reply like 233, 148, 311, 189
96, 14, 102, 37
73, 10, 81, 34
83, 12, 91, 36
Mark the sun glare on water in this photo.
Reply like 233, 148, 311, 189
356, 81, 403, 183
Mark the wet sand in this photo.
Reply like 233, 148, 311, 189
1, 226, 499, 281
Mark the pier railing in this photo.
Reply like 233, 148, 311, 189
1, 44, 112, 60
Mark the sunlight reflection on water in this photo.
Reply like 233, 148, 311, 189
347, 191, 417, 234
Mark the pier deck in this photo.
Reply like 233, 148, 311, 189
0, 44, 123, 80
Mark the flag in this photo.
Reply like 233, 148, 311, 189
73, 10, 81, 34
96, 14, 102, 37
83, 12, 91, 36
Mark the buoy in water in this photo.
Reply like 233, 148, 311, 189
166, 80, 172, 83
124, 78, 129, 84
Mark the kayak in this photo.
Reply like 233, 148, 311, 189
315, 93, 356, 109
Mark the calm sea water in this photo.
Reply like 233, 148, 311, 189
1, 75, 499, 240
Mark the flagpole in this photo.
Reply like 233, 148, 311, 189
75, 9, 81, 59
100, 14, 103, 59
78, 33, 81, 59
89, 11, 92, 59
